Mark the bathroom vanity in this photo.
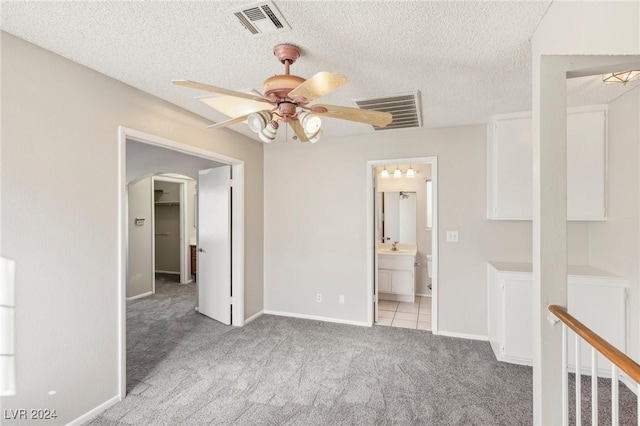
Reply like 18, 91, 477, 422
378, 245, 417, 302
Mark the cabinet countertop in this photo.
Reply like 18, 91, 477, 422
488, 261, 623, 280
378, 249, 417, 257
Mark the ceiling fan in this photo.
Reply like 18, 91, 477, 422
173, 44, 393, 143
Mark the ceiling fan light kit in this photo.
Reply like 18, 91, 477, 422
173, 44, 393, 144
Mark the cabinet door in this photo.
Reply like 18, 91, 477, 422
391, 270, 414, 295
567, 108, 606, 220
490, 116, 533, 219
378, 269, 391, 293
503, 276, 533, 362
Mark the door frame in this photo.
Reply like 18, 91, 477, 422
366, 156, 439, 333
152, 175, 191, 286
118, 126, 245, 399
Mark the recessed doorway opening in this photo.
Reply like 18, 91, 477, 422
367, 157, 438, 333
118, 127, 245, 399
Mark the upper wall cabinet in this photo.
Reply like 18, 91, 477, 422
487, 105, 607, 221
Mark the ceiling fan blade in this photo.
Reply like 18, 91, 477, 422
313, 104, 393, 127
289, 120, 309, 142
173, 80, 271, 103
288, 72, 348, 103
206, 114, 250, 129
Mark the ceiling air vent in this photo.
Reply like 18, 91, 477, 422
231, 1, 291, 36
354, 92, 422, 131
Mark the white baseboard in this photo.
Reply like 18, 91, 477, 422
244, 310, 263, 324
620, 374, 639, 395
437, 330, 489, 341
66, 394, 120, 426
416, 293, 432, 297
126, 291, 153, 301
155, 270, 179, 275
263, 310, 370, 327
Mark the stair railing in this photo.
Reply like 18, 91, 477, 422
549, 304, 640, 425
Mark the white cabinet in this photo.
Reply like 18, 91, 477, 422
487, 262, 627, 374
378, 269, 391, 293
487, 105, 607, 220
378, 253, 415, 303
487, 264, 533, 365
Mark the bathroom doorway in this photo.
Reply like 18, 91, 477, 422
367, 157, 438, 333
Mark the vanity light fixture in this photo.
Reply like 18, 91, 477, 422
602, 70, 640, 85
380, 166, 389, 178
406, 165, 416, 178
393, 166, 402, 178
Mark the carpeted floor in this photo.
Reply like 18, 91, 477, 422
88, 274, 636, 425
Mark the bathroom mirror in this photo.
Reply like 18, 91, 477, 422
381, 191, 416, 244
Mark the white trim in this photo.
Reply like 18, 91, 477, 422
366, 156, 439, 334
416, 293, 432, 297
263, 310, 371, 327
244, 310, 264, 324
118, 126, 245, 400
438, 330, 489, 341
620, 374, 639, 396
126, 291, 153, 301
154, 270, 180, 275
66, 395, 120, 426
231, 163, 245, 326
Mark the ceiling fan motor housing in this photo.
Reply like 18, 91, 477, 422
263, 74, 306, 102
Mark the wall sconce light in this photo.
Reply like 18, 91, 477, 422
393, 166, 402, 178
406, 165, 416, 178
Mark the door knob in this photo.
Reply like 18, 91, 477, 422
198, 248, 206, 253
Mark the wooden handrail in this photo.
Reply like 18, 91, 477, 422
549, 305, 640, 383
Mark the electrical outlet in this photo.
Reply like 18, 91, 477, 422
339, 295, 345, 305
316, 293, 322, 303
446, 231, 459, 242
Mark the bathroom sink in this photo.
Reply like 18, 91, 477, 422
378, 248, 417, 256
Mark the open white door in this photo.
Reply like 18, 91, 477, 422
373, 170, 379, 324
197, 166, 231, 325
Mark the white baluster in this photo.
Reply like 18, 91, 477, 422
591, 348, 598, 426
575, 333, 581, 425
637, 382, 640, 426
611, 364, 618, 425
562, 325, 568, 426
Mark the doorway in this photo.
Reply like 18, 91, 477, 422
118, 127, 245, 398
367, 157, 438, 333
153, 175, 194, 286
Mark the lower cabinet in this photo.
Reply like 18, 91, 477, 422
487, 262, 627, 375
378, 254, 415, 302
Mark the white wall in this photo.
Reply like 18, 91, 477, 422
127, 177, 153, 298
0, 32, 263, 425
264, 125, 590, 331
589, 86, 640, 361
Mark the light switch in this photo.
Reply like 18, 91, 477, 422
446, 231, 459, 242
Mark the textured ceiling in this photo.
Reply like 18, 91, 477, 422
2, 1, 636, 143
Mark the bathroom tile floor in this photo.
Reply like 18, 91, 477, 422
375, 296, 432, 331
